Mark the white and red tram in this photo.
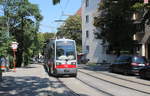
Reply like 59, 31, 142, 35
44, 38, 78, 77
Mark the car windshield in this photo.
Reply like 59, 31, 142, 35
132, 57, 147, 64
56, 41, 76, 60
116, 56, 131, 62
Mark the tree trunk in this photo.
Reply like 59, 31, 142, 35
16, 49, 23, 67
16, 16, 24, 67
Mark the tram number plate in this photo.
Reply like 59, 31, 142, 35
64, 69, 69, 72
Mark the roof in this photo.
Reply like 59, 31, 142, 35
75, 7, 82, 16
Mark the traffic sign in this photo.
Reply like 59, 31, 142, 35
11, 42, 18, 50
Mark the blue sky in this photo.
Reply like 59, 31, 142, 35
29, 0, 82, 33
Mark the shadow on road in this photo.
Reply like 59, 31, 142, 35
43, 65, 88, 96
0, 76, 52, 96
0, 76, 88, 96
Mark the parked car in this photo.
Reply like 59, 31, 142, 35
139, 65, 150, 79
109, 55, 148, 75
77, 53, 89, 64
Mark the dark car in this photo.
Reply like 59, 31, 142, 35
139, 66, 150, 79
109, 55, 148, 75
77, 53, 89, 64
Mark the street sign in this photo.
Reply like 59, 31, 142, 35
11, 42, 18, 50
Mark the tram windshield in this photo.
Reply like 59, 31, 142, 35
56, 41, 76, 60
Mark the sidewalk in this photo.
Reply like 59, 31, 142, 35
0, 64, 52, 96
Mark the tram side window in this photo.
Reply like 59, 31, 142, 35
48, 48, 51, 59
51, 45, 55, 58
48, 46, 54, 59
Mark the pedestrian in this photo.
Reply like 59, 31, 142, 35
0, 55, 7, 72
5, 55, 10, 71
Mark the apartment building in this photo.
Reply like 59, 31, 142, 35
134, 7, 150, 59
81, 0, 115, 63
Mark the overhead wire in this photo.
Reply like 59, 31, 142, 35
54, 0, 70, 38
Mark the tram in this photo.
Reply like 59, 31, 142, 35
44, 38, 78, 77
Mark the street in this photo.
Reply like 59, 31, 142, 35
1, 0, 150, 96
0, 63, 150, 96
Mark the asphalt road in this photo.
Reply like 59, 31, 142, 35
0, 64, 150, 96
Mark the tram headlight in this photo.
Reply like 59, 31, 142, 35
56, 62, 61, 65
71, 62, 76, 65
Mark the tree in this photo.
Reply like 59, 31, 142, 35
52, 0, 60, 5
37, 32, 55, 53
57, 15, 82, 52
0, 0, 43, 67
0, 16, 13, 56
94, 0, 142, 54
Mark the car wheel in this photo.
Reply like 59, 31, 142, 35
123, 70, 128, 76
140, 70, 146, 79
109, 67, 114, 73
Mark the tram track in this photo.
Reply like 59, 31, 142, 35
56, 78, 81, 96
57, 77, 114, 96
79, 65, 150, 87
79, 70, 150, 95
75, 77, 114, 96
97, 71, 150, 87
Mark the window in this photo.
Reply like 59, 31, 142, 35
86, 15, 89, 23
116, 56, 131, 63
56, 41, 76, 60
86, 45, 89, 53
85, 0, 89, 7
86, 30, 89, 38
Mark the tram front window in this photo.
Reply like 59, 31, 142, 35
56, 41, 76, 60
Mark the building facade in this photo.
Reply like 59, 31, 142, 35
81, 0, 115, 63
134, 8, 150, 59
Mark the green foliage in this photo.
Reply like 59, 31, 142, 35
94, 0, 143, 53
132, 3, 144, 10
0, 0, 43, 67
0, 16, 14, 56
37, 32, 55, 53
57, 15, 82, 52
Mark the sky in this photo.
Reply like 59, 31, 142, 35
29, 0, 82, 33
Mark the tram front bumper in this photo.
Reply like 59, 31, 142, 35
55, 68, 77, 75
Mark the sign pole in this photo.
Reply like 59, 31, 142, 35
13, 50, 16, 72
11, 42, 18, 72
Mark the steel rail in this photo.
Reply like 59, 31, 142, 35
56, 78, 81, 96
76, 77, 114, 96
97, 71, 150, 87
79, 70, 150, 95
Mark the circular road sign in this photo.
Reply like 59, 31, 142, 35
11, 42, 18, 50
